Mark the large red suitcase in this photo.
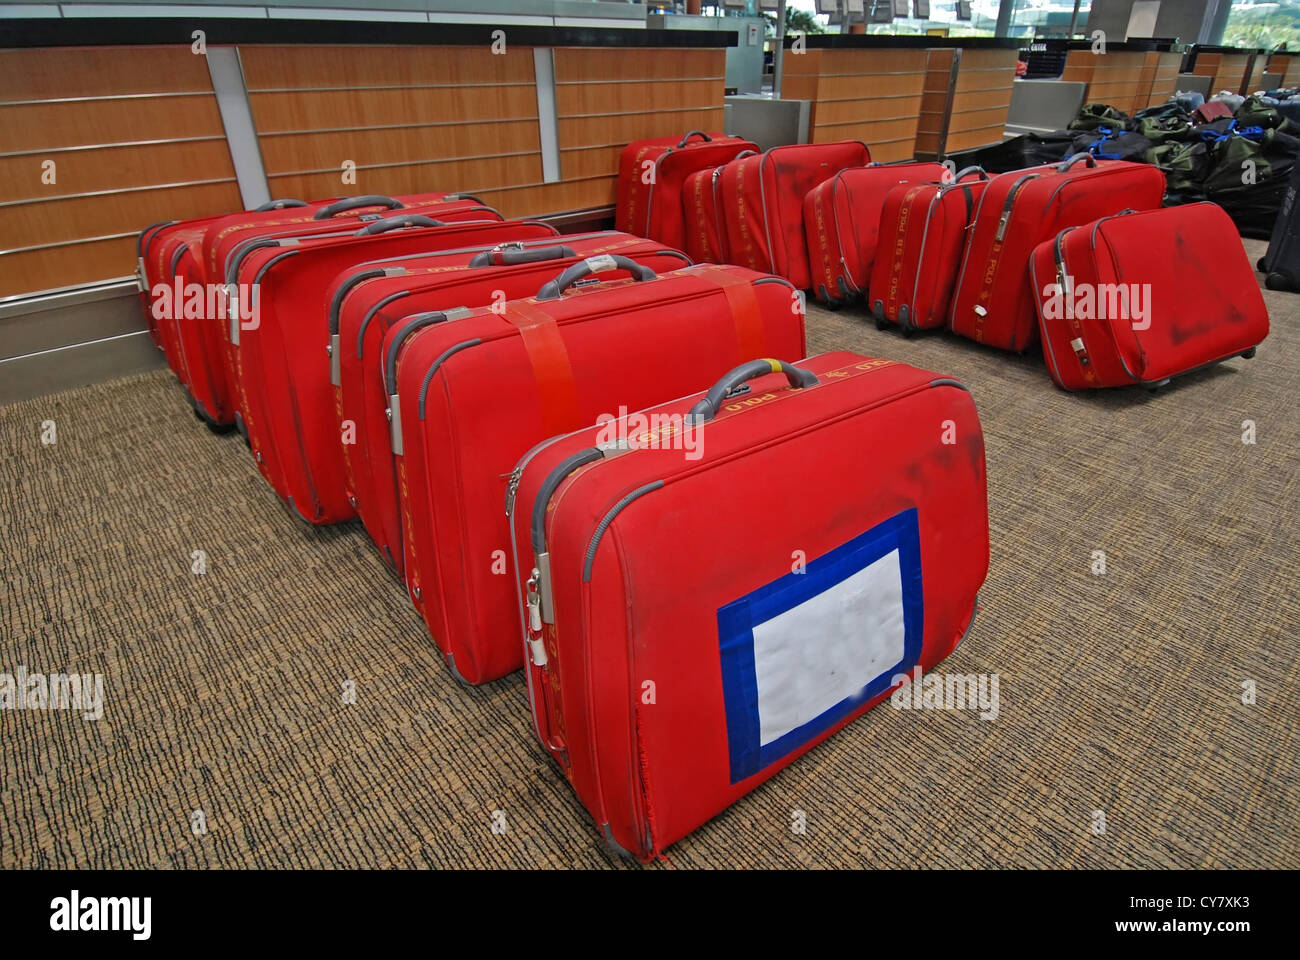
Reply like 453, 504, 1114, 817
507, 352, 989, 860
391, 260, 807, 685
719, 141, 872, 290
615, 131, 756, 250
209, 198, 500, 434
802, 161, 949, 306
137, 198, 315, 355
1029, 203, 1268, 390
330, 232, 689, 574
681, 150, 758, 265
227, 216, 555, 524
870, 168, 992, 333
949, 155, 1165, 352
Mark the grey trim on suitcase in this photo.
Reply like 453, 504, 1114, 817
601, 822, 635, 859
168, 242, 188, 276
444, 652, 473, 687
928, 378, 970, 392
138, 220, 176, 258
582, 481, 664, 582
328, 268, 387, 337
417, 339, 482, 419
531, 448, 605, 553
384, 312, 443, 394
356, 290, 410, 360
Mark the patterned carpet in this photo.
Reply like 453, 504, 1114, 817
1, 237, 1296, 869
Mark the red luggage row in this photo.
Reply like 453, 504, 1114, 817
139, 178, 990, 862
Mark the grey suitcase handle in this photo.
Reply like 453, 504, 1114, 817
468, 243, 577, 267
677, 130, 712, 147
313, 195, 404, 219
253, 199, 308, 211
1057, 153, 1098, 172
688, 359, 819, 423
536, 255, 657, 300
950, 165, 990, 182
352, 214, 442, 236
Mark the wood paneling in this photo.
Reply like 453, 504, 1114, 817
914, 47, 1015, 160
784, 47, 930, 157
265, 154, 544, 210
0, 140, 238, 204
0, 46, 216, 101
0, 46, 239, 298
248, 85, 538, 133
3, 96, 227, 155
257, 123, 541, 174
1270, 52, 1300, 88
553, 44, 725, 201
0, 235, 137, 299
237, 44, 535, 90
1142, 52, 1181, 108
5, 181, 243, 252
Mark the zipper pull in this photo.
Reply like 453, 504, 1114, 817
525, 571, 548, 666
505, 466, 523, 516
995, 210, 1011, 242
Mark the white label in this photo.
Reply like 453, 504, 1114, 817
585, 254, 618, 273
750, 549, 906, 748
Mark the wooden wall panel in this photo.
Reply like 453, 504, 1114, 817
1142, 51, 1181, 108
0, 236, 137, 299
0, 45, 239, 298
784, 47, 929, 158
553, 46, 725, 210
914, 47, 1015, 160
240, 44, 543, 206
1270, 52, 1300, 88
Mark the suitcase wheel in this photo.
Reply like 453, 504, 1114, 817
1264, 271, 1291, 291
1257, 256, 1268, 272
1241, 347, 1257, 360
874, 316, 890, 331
205, 420, 235, 435
1147, 378, 1171, 393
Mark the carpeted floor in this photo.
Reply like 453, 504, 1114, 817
2, 237, 1297, 869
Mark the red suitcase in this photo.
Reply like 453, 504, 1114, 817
330, 232, 689, 574
507, 352, 989, 859
391, 259, 807, 685
615, 131, 756, 250
802, 161, 949, 306
870, 168, 992, 333
209, 198, 499, 434
227, 216, 555, 524
719, 141, 872, 291
949, 155, 1165, 352
681, 150, 758, 265
137, 198, 315, 356
1029, 203, 1268, 390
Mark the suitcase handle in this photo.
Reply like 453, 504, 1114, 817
313, 195, 404, 219
688, 359, 819, 423
1057, 153, 1098, 172
535, 255, 657, 300
950, 166, 990, 182
352, 214, 443, 236
677, 130, 713, 147
468, 243, 577, 267
736, 149, 758, 159
252, 198, 308, 211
